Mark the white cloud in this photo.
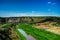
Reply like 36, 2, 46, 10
48, 2, 51, 4
48, 2, 56, 5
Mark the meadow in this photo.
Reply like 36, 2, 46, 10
16, 23, 60, 40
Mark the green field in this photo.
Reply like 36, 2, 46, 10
14, 24, 26, 40
0, 23, 60, 40
17, 23, 60, 40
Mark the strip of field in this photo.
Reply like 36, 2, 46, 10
18, 23, 60, 40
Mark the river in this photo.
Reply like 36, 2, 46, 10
18, 29, 36, 40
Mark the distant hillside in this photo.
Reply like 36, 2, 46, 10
0, 16, 60, 24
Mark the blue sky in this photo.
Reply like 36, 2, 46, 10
0, 0, 60, 17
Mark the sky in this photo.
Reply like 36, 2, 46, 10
0, 0, 60, 17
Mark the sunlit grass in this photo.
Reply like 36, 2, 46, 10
18, 23, 60, 40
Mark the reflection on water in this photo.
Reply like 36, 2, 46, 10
18, 29, 27, 37
18, 29, 36, 40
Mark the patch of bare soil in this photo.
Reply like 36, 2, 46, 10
35, 22, 60, 35
46, 27, 60, 34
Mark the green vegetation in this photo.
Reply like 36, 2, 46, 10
52, 22, 60, 27
0, 23, 26, 40
0, 23, 12, 40
18, 23, 60, 40
0, 17, 60, 40
14, 25, 26, 40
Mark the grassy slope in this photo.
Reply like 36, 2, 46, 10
18, 23, 60, 40
0, 23, 26, 40
14, 25, 26, 40
0, 23, 13, 40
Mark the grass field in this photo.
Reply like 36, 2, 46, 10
17, 23, 60, 40
14, 24, 26, 40
0, 23, 60, 40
